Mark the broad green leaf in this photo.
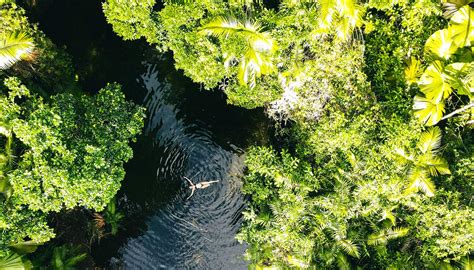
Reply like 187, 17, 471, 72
413, 96, 445, 126
0, 32, 34, 70
444, 62, 474, 97
9, 241, 40, 254
424, 29, 458, 59
418, 61, 452, 102
449, 5, 474, 47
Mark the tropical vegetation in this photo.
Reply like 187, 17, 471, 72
0, 0, 472, 268
0, 1, 144, 268
103, 0, 473, 268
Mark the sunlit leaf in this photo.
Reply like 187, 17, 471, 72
0, 31, 34, 70
413, 96, 445, 126
444, 62, 474, 97
449, 5, 474, 47
424, 29, 458, 59
405, 56, 423, 84
420, 154, 451, 176
200, 17, 276, 88
418, 61, 452, 102
417, 126, 442, 153
368, 227, 409, 246
337, 239, 360, 258
0, 252, 29, 270
406, 168, 436, 196
442, 0, 472, 18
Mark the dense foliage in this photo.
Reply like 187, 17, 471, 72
0, 77, 144, 257
103, 0, 474, 268
0, 0, 471, 268
0, 1, 145, 265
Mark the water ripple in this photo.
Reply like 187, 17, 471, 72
115, 63, 248, 269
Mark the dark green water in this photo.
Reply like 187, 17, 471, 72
28, 0, 272, 268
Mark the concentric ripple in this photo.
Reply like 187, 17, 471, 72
111, 63, 249, 269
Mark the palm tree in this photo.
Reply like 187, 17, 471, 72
0, 31, 34, 70
314, 0, 364, 41
395, 127, 451, 197
199, 17, 277, 88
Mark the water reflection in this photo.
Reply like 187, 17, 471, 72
112, 62, 249, 269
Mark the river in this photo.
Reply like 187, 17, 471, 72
29, 0, 272, 268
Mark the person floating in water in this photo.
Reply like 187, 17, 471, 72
184, 176, 219, 200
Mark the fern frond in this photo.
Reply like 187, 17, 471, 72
0, 31, 34, 70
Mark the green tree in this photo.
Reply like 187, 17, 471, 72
0, 78, 144, 256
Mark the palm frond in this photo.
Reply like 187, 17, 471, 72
418, 127, 442, 154
0, 252, 29, 270
442, 0, 472, 19
405, 56, 423, 85
413, 95, 445, 126
418, 61, 452, 102
367, 227, 409, 246
337, 239, 360, 258
448, 5, 474, 48
406, 168, 436, 196
461, 256, 473, 270
422, 155, 451, 176
200, 17, 276, 88
424, 29, 457, 59
394, 147, 415, 164
199, 17, 275, 52
238, 48, 275, 87
444, 62, 474, 96
336, 253, 351, 270
0, 31, 34, 70
316, 0, 364, 41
